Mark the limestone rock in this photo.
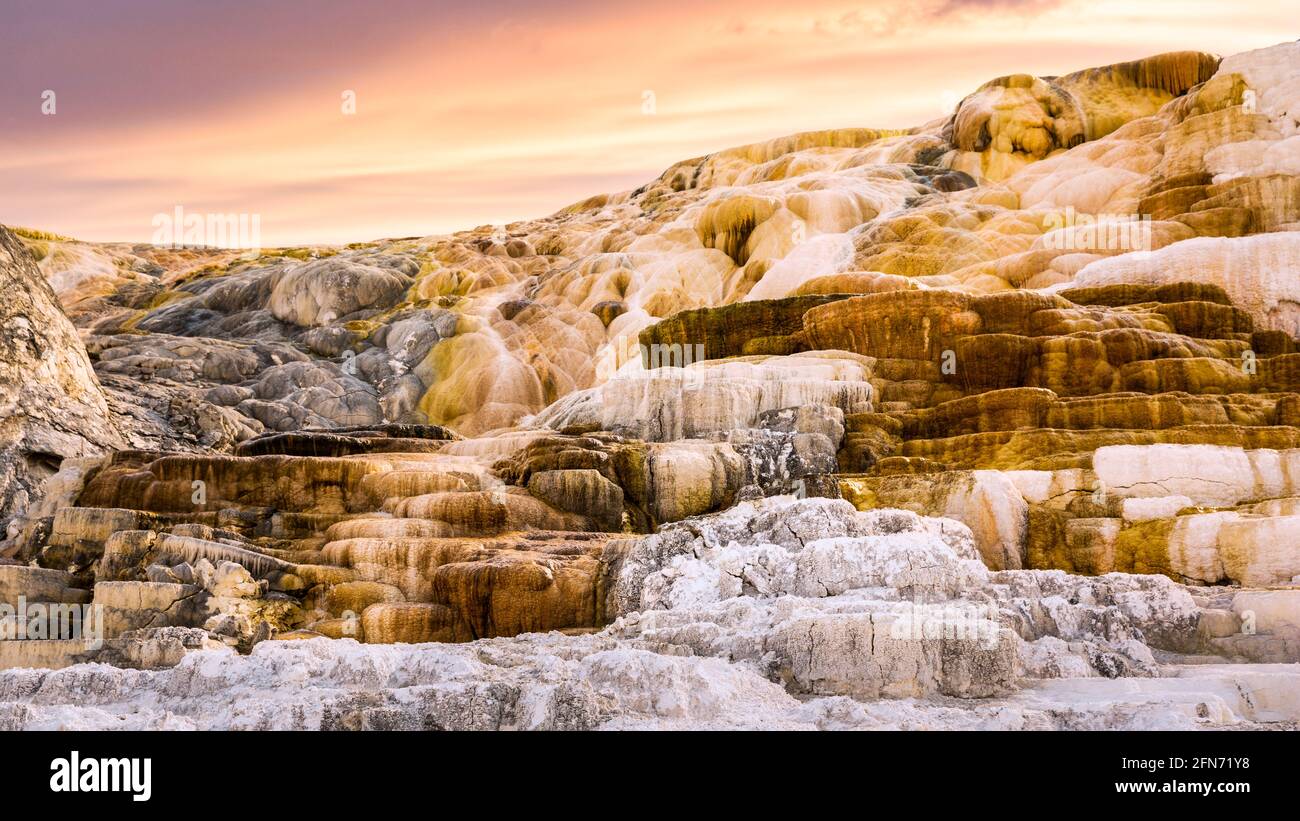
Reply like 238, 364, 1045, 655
0, 226, 124, 536
530, 352, 873, 442
527, 469, 624, 531
1072, 234, 1300, 334
269, 257, 411, 327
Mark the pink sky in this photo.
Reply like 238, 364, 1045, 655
0, 0, 1292, 246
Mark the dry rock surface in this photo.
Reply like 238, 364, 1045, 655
2, 42, 1300, 730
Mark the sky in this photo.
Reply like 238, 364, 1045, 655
0, 0, 1293, 246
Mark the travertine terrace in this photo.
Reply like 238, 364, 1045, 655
2, 41, 1299, 730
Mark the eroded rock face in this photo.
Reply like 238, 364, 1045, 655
0, 227, 124, 542
4, 41, 1300, 730
268, 257, 413, 328
946, 52, 1220, 182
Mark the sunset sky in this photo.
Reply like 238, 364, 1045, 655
0, 0, 1292, 246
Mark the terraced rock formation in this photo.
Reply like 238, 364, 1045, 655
2, 41, 1299, 729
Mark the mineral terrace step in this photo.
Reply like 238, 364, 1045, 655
0, 639, 102, 670
0, 629, 223, 671
1014, 663, 1300, 726
0, 566, 90, 604
1232, 589, 1300, 633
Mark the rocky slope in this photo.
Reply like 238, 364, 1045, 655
1, 41, 1299, 730
0, 226, 124, 540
